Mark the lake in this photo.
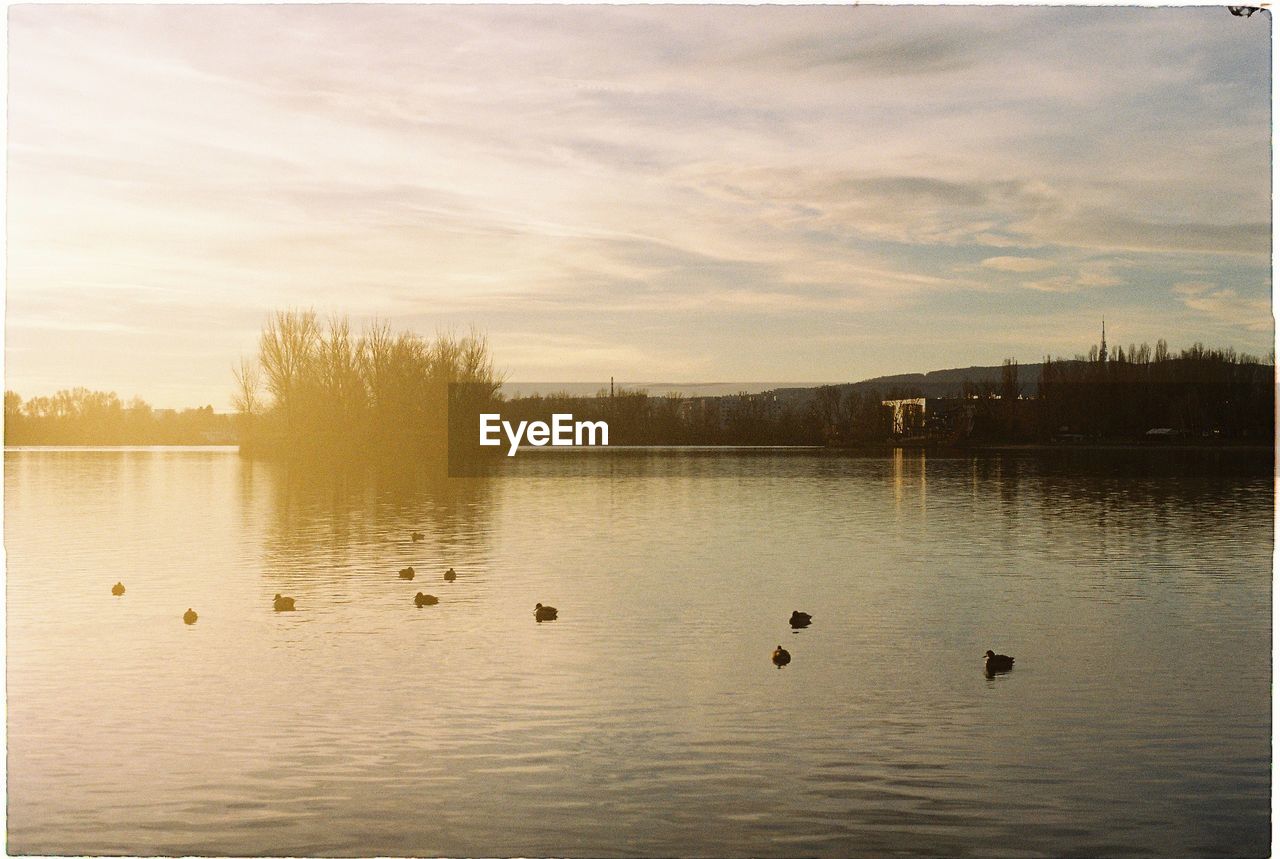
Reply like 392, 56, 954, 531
5, 446, 1272, 857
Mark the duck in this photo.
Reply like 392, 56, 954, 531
984, 650, 1015, 673
789, 610, 812, 628
411, 531, 425, 542
273, 594, 296, 611
534, 603, 558, 622
399, 566, 415, 580
414, 592, 439, 607
443, 567, 457, 582
183, 608, 198, 625
772, 645, 791, 667
111, 582, 125, 596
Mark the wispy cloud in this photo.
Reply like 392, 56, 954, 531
1173, 282, 1273, 332
981, 256, 1056, 273
5, 5, 1272, 405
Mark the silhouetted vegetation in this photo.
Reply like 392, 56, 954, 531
7, 330, 1269, 452
493, 340, 1272, 449
1038, 341, 1273, 442
4, 388, 232, 445
236, 310, 502, 462
496, 387, 829, 447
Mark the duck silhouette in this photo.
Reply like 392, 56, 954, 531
111, 582, 125, 596
414, 592, 439, 607
183, 608, 198, 625
534, 603, 558, 622
789, 611, 812, 629
411, 531, 425, 542
772, 645, 791, 668
399, 567, 415, 580
273, 594, 296, 611
443, 567, 457, 582
984, 650, 1015, 673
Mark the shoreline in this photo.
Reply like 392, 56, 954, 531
6, 441, 1272, 456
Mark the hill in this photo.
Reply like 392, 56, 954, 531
772, 362, 1068, 405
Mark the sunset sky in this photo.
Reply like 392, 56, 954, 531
6, 5, 1272, 409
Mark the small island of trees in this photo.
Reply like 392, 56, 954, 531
232, 310, 502, 462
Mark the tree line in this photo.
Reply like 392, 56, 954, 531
4, 388, 231, 445
1037, 341, 1272, 442
498, 341, 1273, 448
6, 328, 1271, 451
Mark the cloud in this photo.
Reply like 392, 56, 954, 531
1173, 282, 1273, 332
744, 31, 982, 77
1018, 259, 1128, 293
1028, 212, 1270, 257
981, 256, 1055, 273
3, 5, 1273, 403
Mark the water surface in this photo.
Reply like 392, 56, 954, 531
6, 447, 1271, 857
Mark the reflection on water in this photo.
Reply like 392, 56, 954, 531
6, 447, 1272, 857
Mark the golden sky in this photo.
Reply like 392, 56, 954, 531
6, 5, 1272, 408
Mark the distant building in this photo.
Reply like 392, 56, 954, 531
882, 397, 975, 438
883, 397, 926, 435
680, 391, 778, 430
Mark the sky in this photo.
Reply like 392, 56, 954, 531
6, 5, 1273, 409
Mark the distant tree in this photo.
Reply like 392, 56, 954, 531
232, 357, 264, 417
239, 312, 502, 462
259, 309, 321, 438
1000, 358, 1020, 400
5, 388, 232, 445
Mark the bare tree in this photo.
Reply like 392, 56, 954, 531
232, 356, 264, 417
